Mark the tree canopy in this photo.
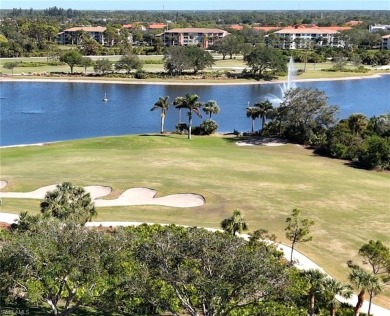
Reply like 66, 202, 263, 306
40, 182, 97, 224
244, 45, 287, 77
59, 50, 82, 73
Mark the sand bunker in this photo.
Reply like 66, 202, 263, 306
94, 188, 205, 208
236, 137, 288, 147
0, 183, 112, 200
0, 183, 205, 208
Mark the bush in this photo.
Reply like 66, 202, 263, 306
134, 70, 148, 79
192, 119, 218, 135
357, 136, 390, 170
173, 123, 189, 134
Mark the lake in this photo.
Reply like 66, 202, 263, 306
1, 75, 389, 146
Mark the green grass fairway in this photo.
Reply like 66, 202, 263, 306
1, 135, 390, 307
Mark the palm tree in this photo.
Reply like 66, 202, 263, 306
151, 96, 170, 133
203, 100, 220, 119
347, 113, 368, 136
255, 100, 273, 130
323, 278, 353, 316
301, 269, 327, 316
175, 94, 203, 140
348, 266, 384, 316
246, 107, 260, 133
173, 96, 186, 124
220, 210, 248, 236
40, 182, 96, 224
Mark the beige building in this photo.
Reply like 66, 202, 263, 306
382, 35, 390, 50
271, 27, 344, 49
161, 28, 229, 48
58, 26, 107, 45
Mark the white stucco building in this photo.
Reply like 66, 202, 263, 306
271, 27, 344, 49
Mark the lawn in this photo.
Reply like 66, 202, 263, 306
1, 134, 389, 307
2, 54, 389, 80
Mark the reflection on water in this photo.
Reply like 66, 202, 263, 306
0, 75, 389, 146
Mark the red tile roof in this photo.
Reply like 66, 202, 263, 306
325, 26, 352, 31
148, 23, 166, 29
253, 26, 282, 32
228, 24, 244, 31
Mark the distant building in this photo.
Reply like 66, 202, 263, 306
161, 28, 229, 48
58, 26, 107, 45
270, 27, 344, 49
382, 35, 390, 49
228, 24, 244, 31
122, 23, 147, 31
253, 26, 282, 32
369, 24, 390, 33
148, 23, 167, 31
345, 20, 363, 26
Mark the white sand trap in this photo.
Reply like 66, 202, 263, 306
0, 184, 112, 200
0, 184, 203, 208
95, 188, 205, 208
236, 137, 288, 147
0, 180, 8, 190
0, 212, 19, 224
84, 186, 112, 200
0, 184, 57, 199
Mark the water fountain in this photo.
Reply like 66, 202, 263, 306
260, 56, 297, 106
281, 56, 297, 95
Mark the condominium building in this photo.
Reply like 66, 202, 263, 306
369, 24, 390, 33
382, 35, 390, 49
270, 27, 344, 49
161, 28, 229, 48
58, 26, 107, 45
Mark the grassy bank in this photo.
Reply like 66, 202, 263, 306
1, 134, 389, 307
1, 55, 388, 82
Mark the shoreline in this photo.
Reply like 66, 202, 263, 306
1, 72, 389, 86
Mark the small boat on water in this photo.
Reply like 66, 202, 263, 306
103, 93, 108, 102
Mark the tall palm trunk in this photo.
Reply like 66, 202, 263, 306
368, 290, 373, 316
160, 113, 165, 134
354, 289, 365, 316
251, 118, 255, 132
178, 108, 182, 123
330, 303, 336, 316
188, 112, 192, 140
309, 292, 315, 316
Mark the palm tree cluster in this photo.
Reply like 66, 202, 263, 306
245, 99, 274, 133
151, 94, 220, 139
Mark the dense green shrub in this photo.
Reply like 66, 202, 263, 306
134, 70, 148, 79
357, 136, 390, 170
192, 119, 218, 135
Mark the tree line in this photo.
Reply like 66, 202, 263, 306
1, 182, 389, 316
1, 7, 390, 62
243, 88, 390, 171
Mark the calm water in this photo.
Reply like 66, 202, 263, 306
1, 75, 389, 146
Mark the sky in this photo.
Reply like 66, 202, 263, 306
1, 0, 389, 11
